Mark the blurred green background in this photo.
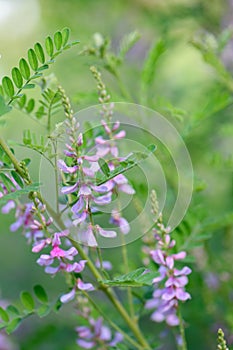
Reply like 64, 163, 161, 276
0, 0, 233, 349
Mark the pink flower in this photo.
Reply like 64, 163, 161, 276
60, 278, 94, 304
145, 228, 191, 327
75, 317, 123, 349
110, 210, 130, 234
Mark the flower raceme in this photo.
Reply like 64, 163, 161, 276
58, 114, 134, 246
146, 230, 192, 327
1, 197, 93, 298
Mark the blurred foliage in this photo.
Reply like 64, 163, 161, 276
0, 0, 233, 349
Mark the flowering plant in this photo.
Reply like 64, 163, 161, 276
0, 28, 232, 350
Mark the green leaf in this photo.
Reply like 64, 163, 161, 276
98, 158, 110, 176
23, 129, 31, 145
28, 49, 38, 71
35, 106, 45, 119
26, 98, 35, 113
22, 83, 36, 90
17, 94, 26, 108
6, 305, 20, 316
71, 40, 80, 46
0, 307, 9, 323
53, 299, 62, 312
45, 36, 54, 57
34, 42, 45, 64
0, 173, 15, 192
5, 318, 22, 334
0, 95, 12, 117
54, 31, 62, 50
36, 305, 50, 318
33, 285, 48, 304
31, 73, 43, 80
95, 144, 156, 185
11, 171, 24, 188
22, 158, 31, 166
0, 183, 41, 205
11, 67, 23, 88
20, 291, 35, 311
101, 268, 159, 287
141, 39, 166, 88
19, 58, 30, 80
119, 31, 141, 59
0, 85, 4, 96
2, 76, 14, 97
62, 27, 70, 46
37, 64, 49, 71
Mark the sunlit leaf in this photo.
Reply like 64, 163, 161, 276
19, 58, 30, 80
28, 49, 39, 71
34, 42, 45, 64
54, 31, 62, 50
11, 67, 23, 88
2, 76, 14, 97
101, 268, 159, 287
62, 27, 70, 46
45, 36, 54, 57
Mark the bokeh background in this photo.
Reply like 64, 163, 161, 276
0, 0, 233, 349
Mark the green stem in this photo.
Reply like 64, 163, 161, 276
0, 136, 31, 184
51, 139, 60, 214
7, 76, 33, 105
177, 306, 188, 350
121, 233, 135, 319
115, 72, 133, 101
47, 89, 59, 133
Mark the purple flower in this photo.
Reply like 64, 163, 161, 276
60, 278, 94, 304
58, 106, 135, 246
75, 317, 123, 349
96, 225, 117, 238
58, 159, 79, 174
95, 259, 112, 270
1, 200, 15, 214
145, 228, 192, 327
110, 210, 130, 234
10, 203, 34, 232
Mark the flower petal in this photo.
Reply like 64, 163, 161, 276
93, 193, 112, 205
61, 182, 79, 194
73, 211, 87, 226
1, 200, 15, 214
114, 130, 126, 139
72, 197, 84, 214
77, 278, 94, 291
60, 288, 76, 303
119, 217, 130, 234
97, 226, 117, 238
58, 159, 78, 174
118, 183, 135, 194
